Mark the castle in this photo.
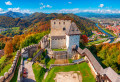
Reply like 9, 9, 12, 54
50, 19, 81, 53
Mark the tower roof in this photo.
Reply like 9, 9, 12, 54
66, 22, 81, 35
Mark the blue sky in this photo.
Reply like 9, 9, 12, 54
0, 0, 120, 14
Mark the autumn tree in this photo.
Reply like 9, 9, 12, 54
4, 41, 13, 56
81, 35, 88, 43
118, 54, 120, 65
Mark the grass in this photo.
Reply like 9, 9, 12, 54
46, 59, 55, 69
102, 28, 117, 37
32, 63, 46, 82
44, 62, 95, 82
0, 52, 17, 76
10, 56, 21, 82
87, 39, 108, 46
52, 49, 67, 51
68, 59, 73, 63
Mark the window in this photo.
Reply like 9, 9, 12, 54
63, 22, 65, 25
63, 27, 66, 31
54, 22, 56, 24
59, 22, 61, 24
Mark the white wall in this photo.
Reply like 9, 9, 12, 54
66, 35, 80, 53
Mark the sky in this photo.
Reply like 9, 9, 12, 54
0, 0, 120, 14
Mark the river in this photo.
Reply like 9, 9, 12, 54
95, 23, 114, 43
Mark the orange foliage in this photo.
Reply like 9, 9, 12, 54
4, 40, 13, 56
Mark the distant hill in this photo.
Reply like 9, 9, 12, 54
76, 12, 120, 18
0, 12, 99, 36
0, 16, 31, 29
0, 11, 30, 18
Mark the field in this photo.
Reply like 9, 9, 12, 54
87, 39, 108, 46
44, 62, 95, 82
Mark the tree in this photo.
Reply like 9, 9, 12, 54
4, 41, 13, 56
118, 54, 120, 65
81, 35, 88, 43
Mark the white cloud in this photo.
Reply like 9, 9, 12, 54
7, 7, 31, 13
68, 2, 72, 4
5, 1, 12, 5
99, 4, 104, 8
8, 7, 20, 12
40, 4, 52, 9
0, 8, 3, 12
41, 3, 43, 5
46, 5, 52, 8
59, 8, 120, 14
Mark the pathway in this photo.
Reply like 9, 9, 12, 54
23, 61, 36, 82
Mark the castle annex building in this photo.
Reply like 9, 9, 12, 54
50, 19, 81, 53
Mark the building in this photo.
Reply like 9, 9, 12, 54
50, 19, 81, 53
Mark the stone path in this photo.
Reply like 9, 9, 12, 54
23, 61, 36, 82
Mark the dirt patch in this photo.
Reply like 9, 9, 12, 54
54, 59, 69, 64
54, 71, 82, 82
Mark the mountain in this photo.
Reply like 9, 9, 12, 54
76, 12, 120, 18
0, 16, 31, 29
25, 13, 99, 36
0, 11, 30, 18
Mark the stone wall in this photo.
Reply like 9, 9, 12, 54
40, 35, 49, 49
17, 55, 23, 82
0, 50, 21, 82
50, 38, 66, 49
22, 44, 38, 58
49, 59, 85, 70
66, 35, 80, 53
50, 19, 71, 36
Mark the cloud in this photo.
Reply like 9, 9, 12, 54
59, 8, 120, 14
5, 1, 12, 5
8, 7, 31, 13
0, 8, 4, 12
41, 3, 43, 5
68, 2, 72, 4
46, 5, 52, 8
40, 4, 52, 9
8, 7, 20, 12
99, 4, 104, 8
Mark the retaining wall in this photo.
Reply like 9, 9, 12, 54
0, 50, 21, 82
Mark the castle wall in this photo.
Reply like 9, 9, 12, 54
66, 35, 80, 53
50, 38, 66, 49
50, 19, 71, 36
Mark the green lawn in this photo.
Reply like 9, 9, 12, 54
10, 56, 21, 82
32, 63, 46, 82
46, 59, 55, 69
0, 52, 17, 76
87, 39, 108, 46
52, 49, 67, 51
44, 62, 95, 82
68, 59, 73, 63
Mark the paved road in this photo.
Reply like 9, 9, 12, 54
23, 61, 36, 82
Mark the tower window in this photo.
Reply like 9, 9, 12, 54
63, 27, 66, 31
59, 22, 61, 24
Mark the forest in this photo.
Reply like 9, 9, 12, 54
88, 43, 120, 74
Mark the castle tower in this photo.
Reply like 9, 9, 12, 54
66, 22, 81, 53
